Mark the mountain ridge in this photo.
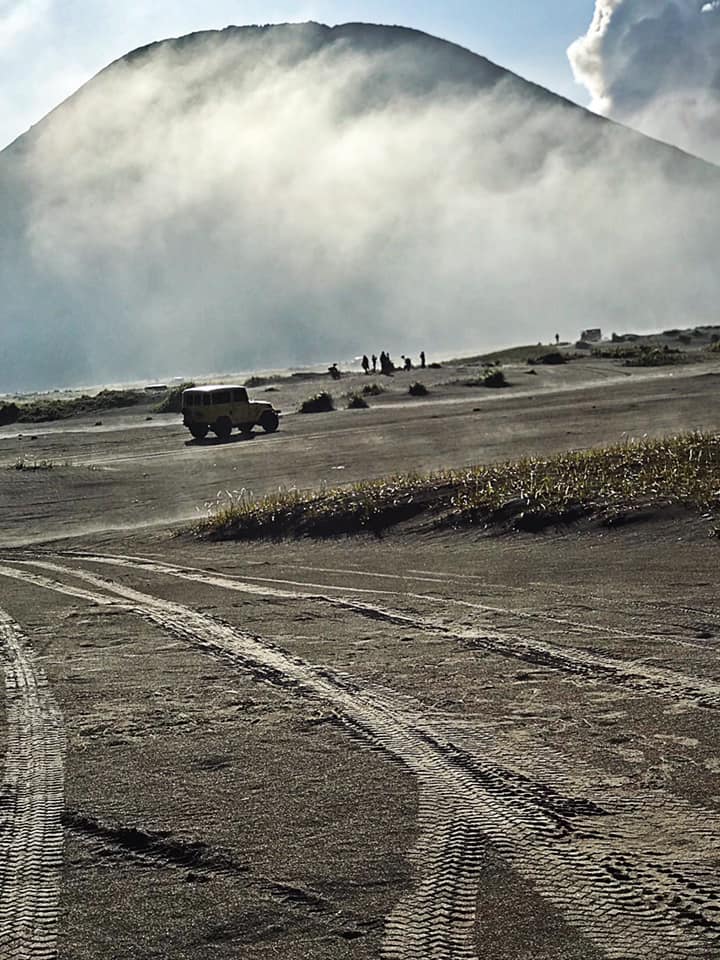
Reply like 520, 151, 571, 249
1, 21, 718, 391
9, 22, 716, 176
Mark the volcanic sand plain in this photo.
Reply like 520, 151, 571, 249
1, 355, 720, 960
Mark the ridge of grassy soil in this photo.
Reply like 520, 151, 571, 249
0, 383, 195, 425
0, 389, 149, 425
196, 431, 720, 541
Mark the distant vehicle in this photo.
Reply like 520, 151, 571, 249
581, 328, 602, 343
181, 385, 280, 440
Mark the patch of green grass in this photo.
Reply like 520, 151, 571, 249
299, 391, 334, 413
196, 431, 720, 541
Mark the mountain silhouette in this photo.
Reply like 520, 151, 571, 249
1, 22, 718, 390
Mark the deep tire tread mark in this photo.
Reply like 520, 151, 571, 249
0, 607, 64, 960
3, 560, 720, 958
48, 551, 720, 710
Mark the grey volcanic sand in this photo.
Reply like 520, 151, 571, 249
0, 356, 719, 959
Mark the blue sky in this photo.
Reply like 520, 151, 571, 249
0, 1, 597, 149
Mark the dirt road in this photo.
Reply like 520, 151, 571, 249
0, 359, 719, 958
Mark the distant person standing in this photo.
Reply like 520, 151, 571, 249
361, 354, 370, 375
372, 354, 377, 373
420, 350, 426, 368
555, 333, 560, 345
382, 352, 395, 375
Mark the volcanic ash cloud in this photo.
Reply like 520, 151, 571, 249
569, 0, 720, 163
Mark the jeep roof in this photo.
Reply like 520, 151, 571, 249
183, 384, 245, 393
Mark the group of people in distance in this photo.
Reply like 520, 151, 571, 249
361, 350, 426, 375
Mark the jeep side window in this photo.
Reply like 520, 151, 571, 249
213, 390, 231, 404
232, 388, 248, 402
203, 394, 213, 406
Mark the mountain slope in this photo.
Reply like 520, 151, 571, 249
1, 22, 718, 391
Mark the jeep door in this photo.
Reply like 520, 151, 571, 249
231, 387, 251, 425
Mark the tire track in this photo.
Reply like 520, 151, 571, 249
381, 790, 485, 960
1, 561, 719, 958
284, 561, 720, 647
0, 607, 64, 960
410, 565, 720, 636
43, 552, 720, 709
53, 550, 707, 647
240, 559, 720, 647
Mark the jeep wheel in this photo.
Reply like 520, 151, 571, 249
260, 410, 279, 433
189, 423, 208, 440
214, 416, 232, 441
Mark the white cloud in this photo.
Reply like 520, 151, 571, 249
569, 0, 720, 162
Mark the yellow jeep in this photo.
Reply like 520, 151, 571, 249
181, 385, 280, 441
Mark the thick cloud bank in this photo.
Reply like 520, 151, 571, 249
1, 23, 719, 391
569, 0, 720, 162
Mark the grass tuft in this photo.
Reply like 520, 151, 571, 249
362, 382, 385, 396
408, 382, 429, 396
482, 370, 509, 388
11, 458, 62, 471
462, 370, 509, 388
299, 392, 334, 414
195, 431, 720, 541
0, 402, 20, 426
346, 393, 369, 409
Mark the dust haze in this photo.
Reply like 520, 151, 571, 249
1, 23, 718, 391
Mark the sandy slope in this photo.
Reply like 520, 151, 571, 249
0, 356, 719, 959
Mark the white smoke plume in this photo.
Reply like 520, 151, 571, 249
1, 24, 718, 391
569, 0, 720, 162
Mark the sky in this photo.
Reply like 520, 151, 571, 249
0, 0, 596, 150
